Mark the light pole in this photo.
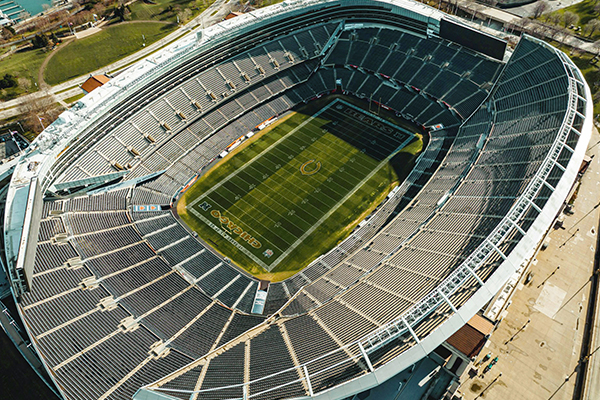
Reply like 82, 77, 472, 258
504, 319, 531, 345
537, 266, 560, 289
477, 373, 502, 398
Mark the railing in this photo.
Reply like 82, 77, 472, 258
147, 37, 588, 400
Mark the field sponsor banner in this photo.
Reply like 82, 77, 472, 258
133, 205, 161, 212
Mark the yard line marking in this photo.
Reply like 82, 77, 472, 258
203, 192, 290, 252
186, 98, 416, 271
205, 188, 299, 248
218, 179, 314, 236
188, 102, 337, 210
187, 206, 273, 271
268, 100, 416, 268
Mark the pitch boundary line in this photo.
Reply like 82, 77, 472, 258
187, 206, 274, 271
201, 193, 289, 253
187, 98, 416, 272
268, 99, 417, 267
241, 140, 372, 206
187, 101, 338, 211
211, 183, 310, 245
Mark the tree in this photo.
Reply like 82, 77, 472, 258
177, 8, 192, 24
533, 1, 548, 19
594, 2, 600, 15
545, 12, 561, 26
556, 26, 570, 42
114, 4, 127, 21
19, 10, 30, 21
563, 11, 579, 28
546, 23, 564, 40
18, 94, 57, 135
0, 74, 17, 89
32, 33, 50, 49
18, 77, 31, 93
584, 18, 600, 38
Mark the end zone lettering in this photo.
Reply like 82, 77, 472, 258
210, 209, 261, 249
343, 107, 395, 135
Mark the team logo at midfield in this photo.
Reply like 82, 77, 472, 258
263, 249, 274, 258
300, 159, 321, 176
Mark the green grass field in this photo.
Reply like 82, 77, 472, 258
178, 97, 423, 281
129, 0, 213, 23
0, 47, 47, 100
44, 22, 174, 85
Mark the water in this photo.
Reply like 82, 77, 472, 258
0, 0, 53, 19
15, 0, 53, 16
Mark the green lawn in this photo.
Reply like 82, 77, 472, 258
177, 97, 422, 281
128, 0, 213, 23
64, 92, 85, 105
558, 0, 597, 26
0, 47, 47, 100
43, 22, 175, 86
542, 0, 600, 40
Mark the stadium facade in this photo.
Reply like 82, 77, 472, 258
1, 0, 593, 399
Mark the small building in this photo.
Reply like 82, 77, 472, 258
81, 74, 110, 94
445, 314, 494, 363
224, 11, 243, 20
421, 314, 496, 399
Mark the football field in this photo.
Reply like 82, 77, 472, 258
179, 98, 420, 279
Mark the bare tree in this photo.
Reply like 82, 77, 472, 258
516, 17, 532, 32
525, 20, 547, 38
546, 12, 562, 26
17, 78, 31, 93
563, 11, 579, 28
584, 18, 600, 38
546, 23, 563, 40
533, 1, 548, 19
556, 26, 570, 42
18, 95, 57, 135
19, 10, 31, 21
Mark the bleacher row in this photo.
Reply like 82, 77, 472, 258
55, 25, 500, 210
115, 27, 502, 319
151, 35, 581, 399
20, 193, 270, 400
56, 22, 339, 185
14, 10, 582, 398
325, 27, 501, 118
19, 25, 505, 400
121, 27, 502, 219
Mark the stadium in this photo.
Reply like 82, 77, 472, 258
0, 0, 593, 399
